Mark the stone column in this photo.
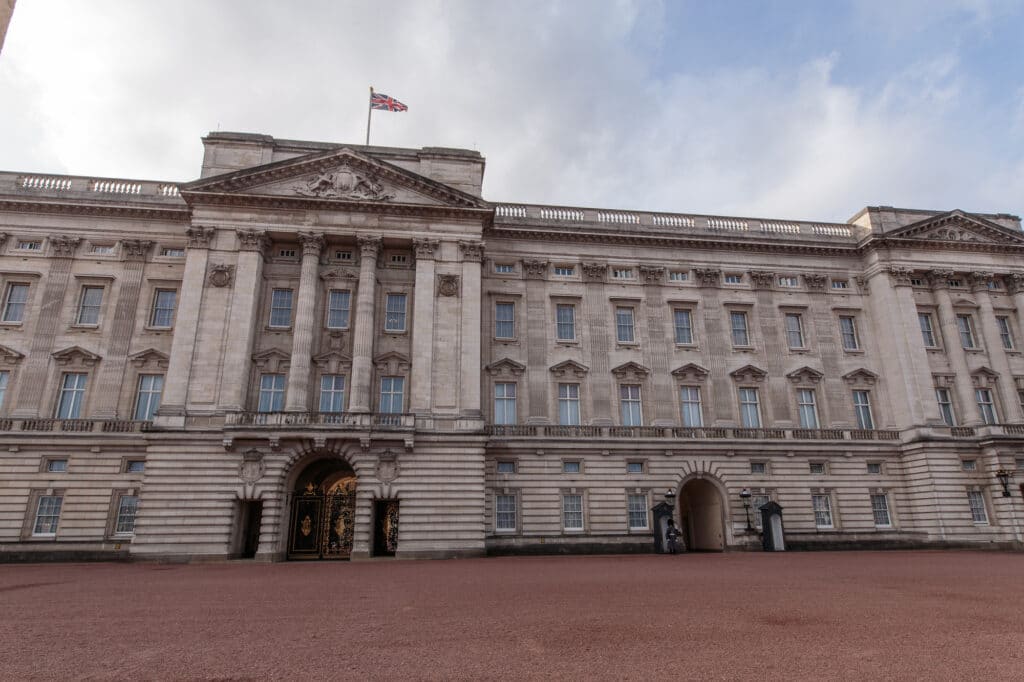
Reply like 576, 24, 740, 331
1007, 274, 1024, 349
929, 269, 981, 425
523, 260, 550, 423
640, 266, 673, 425
694, 268, 733, 425
218, 230, 269, 412
284, 232, 324, 412
348, 235, 381, 413
970, 272, 1020, 421
156, 227, 213, 425
409, 238, 438, 415
459, 241, 484, 417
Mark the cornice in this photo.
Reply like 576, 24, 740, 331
863, 236, 1024, 255
0, 198, 189, 222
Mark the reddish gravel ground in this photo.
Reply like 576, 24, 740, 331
2, 551, 1023, 680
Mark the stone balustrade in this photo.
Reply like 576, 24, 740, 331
2, 171, 182, 201
0, 418, 153, 433
486, 425, 904, 441
223, 411, 415, 430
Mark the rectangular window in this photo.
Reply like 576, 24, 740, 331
160, 247, 185, 257
962, 459, 977, 472
495, 494, 517, 532
679, 386, 703, 427
812, 494, 833, 528
125, 460, 146, 473
936, 388, 955, 426
785, 313, 804, 349
319, 375, 346, 413
967, 490, 988, 524
150, 289, 177, 328
730, 311, 750, 346
90, 244, 114, 255
326, 290, 351, 329
558, 383, 580, 425
334, 250, 353, 261
114, 494, 139, 535
2, 283, 29, 322
133, 374, 164, 421
796, 389, 819, 429
46, 459, 68, 473
852, 390, 874, 429
839, 316, 860, 351
555, 304, 576, 341
612, 268, 635, 280
269, 288, 294, 327
669, 271, 688, 282
390, 254, 408, 265
627, 461, 644, 474
831, 280, 849, 290
563, 461, 581, 474
619, 384, 642, 426
1018, 390, 1024, 418
17, 240, 42, 251
32, 495, 63, 536
494, 263, 515, 274
975, 388, 998, 425
562, 494, 584, 530
615, 307, 636, 343
956, 314, 977, 349
738, 388, 761, 428
379, 376, 405, 414
871, 494, 891, 527
257, 374, 286, 413
750, 462, 766, 474
778, 276, 799, 288
495, 302, 515, 339
496, 461, 516, 474
673, 309, 693, 345
494, 382, 517, 424
278, 249, 297, 258
0, 370, 8, 411
724, 274, 742, 284
384, 293, 407, 332
554, 266, 575, 277
996, 316, 1015, 350
809, 462, 826, 475
56, 372, 87, 419
918, 313, 937, 348
867, 462, 882, 475
627, 494, 649, 530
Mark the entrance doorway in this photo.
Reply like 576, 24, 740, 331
678, 478, 725, 551
373, 500, 400, 557
287, 459, 358, 560
236, 500, 263, 559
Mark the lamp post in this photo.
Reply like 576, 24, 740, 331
740, 487, 753, 532
995, 469, 1013, 497
665, 488, 676, 507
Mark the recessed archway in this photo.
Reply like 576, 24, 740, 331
287, 456, 358, 560
678, 477, 725, 551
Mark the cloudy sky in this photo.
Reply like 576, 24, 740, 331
1, 0, 1022, 222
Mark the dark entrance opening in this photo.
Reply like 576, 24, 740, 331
373, 499, 400, 557
287, 458, 357, 560
678, 478, 725, 551
238, 500, 263, 559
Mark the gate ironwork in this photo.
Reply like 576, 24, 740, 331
288, 479, 357, 560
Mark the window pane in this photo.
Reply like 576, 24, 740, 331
680, 386, 703, 427
936, 388, 955, 426
327, 290, 351, 328
257, 374, 285, 412
797, 389, 818, 429
616, 307, 635, 343
270, 289, 293, 327
556, 304, 576, 340
77, 286, 104, 325
379, 376, 405, 413
319, 375, 346, 412
494, 382, 517, 424
57, 373, 87, 419
968, 490, 988, 524
853, 390, 874, 429
495, 303, 515, 339
956, 315, 975, 348
627, 494, 648, 529
558, 383, 580, 425
115, 495, 139, 534
785, 314, 803, 348
812, 494, 833, 528
151, 289, 177, 327
975, 389, 997, 425
496, 494, 517, 531
730, 312, 749, 346
739, 388, 760, 428
385, 294, 407, 332
563, 494, 583, 530
871, 494, 891, 527
0, 370, 8, 411
918, 313, 936, 347
997, 316, 1014, 349
33, 495, 63, 535
673, 309, 693, 344
3, 283, 29, 322
134, 374, 164, 421
840, 316, 859, 350
619, 384, 642, 426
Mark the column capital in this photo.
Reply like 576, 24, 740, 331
121, 239, 153, 262
357, 235, 382, 258
969, 271, 994, 293
524, 259, 550, 279
458, 240, 485, 262
639, 265, 665, 284
694, 267, 721, 288
236, 229, 270, 253
885, 265, 914, 287
49, 235, 80, 258
1006, 273, 1024, 295
186, 226, 215, 249
413, 238, 440, 260
298, 231, 325, 257
803, 273, 828, 292
748, 270, 775, 289
926, 269, 955, 290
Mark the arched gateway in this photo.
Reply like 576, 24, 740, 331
678, 477, 726, 551
287, 458, 358, 560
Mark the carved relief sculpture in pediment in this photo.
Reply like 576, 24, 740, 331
485, 358, 526, 378
522, 260, 549, 279
921, 225, 983, 243
786, 366, 824, 385
293, 165, 395, 201
313, 350, 352, 375
971, 367, 1000, 388
549, 360, 589, 378
580, 262, 606, 282
610, 361, 650, 383
671, 363, 709, 383
207, 263, 235, 288
373, 352, 411, 375
730, 364, 768, 383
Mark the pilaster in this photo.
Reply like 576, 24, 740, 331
929, 269, 981, 425
970, 272, 1020, 421
349, 235, 381, 413
218, 230, 269, 412
459, 241, 484, 417
409, 238, 438, 415
284, 232, 324, 412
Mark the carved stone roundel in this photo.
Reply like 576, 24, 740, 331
438, 274, 460, 297
208, 263, 235, 288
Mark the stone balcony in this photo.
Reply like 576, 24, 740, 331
485, 425, 901, 441
223, 411, 416, 430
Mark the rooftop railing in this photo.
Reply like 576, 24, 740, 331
0, 418, 153, 433
1, 172, 182, 201
486, 425, 901, 441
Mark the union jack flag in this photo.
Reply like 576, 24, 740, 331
370, 91, 408, 112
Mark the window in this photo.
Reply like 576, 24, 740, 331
679, 386, 703, 427
150, 289, 177, 328
496, 461, 516, 474
278, 249, 297, 258
389, 254, 408, 265
384, 293, 407, 332
32, 495, 63, 536
738, 388, 761, 428
778, 276, 799, 288
809, 462, 826, 475
495, 494, 517, 532
269, 289, 293, 327
996, 316, 1015, 350
257, 374, 285, 412
495, 302, 515, 339
612, 268, 635, 280
796, 389, 819, 429
319, 375, 346, 413
555, 304, 576, 341
918, 313, 937, 348
2, 283, 29, 322
839, 316, 860, 351
563, 461, 581, 474
56, 373, 87, 419
967, 490, 988, 524
558, 383, 580, 425
133, 374, 164, 421
494, 383, 517, 424
627, 461, 644, 474
554, 266, 575, 277
615, 307, 636, 343
334, 250, 353, 261
1019, 390, 1024, 417
114, 494, 139, 535
852, 390, 874, 429
17, 240, 42, 251
562, 494, 584, 530
910, 278, 925, 287
379, 376, 405, 414
160, 247, 185, 257
620, 384, 642, 426
673, 309, 693, 345
784, 313, 804, 349
812, 494, 833, 528
0, 370, 8, 411
871, 494, 891, 527
948, 278, 964, 288
956, 314, 977, 349
90, 244, 114, 255
935, 388, 955, 426
669, 271, 688, 282
831, 280, 849, 290
724, 274, 743, 284
751, 493, 770, 528
627, 494, 649, 530
750, 462, 767, 475
730, 311, 750, 346
46, 459, 68, 473
326, 290, 351, 329
961, 459, 977, 472
125, 460, 146, 473
975, 388, 998, 425
867, 462, 882, 475
494, 263, 515, 274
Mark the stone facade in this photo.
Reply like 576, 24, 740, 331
0, 131, 1022, 561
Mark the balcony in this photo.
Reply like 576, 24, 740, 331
0, 418, 153, 433
485, 425, 902, 441
223, 412, 415, 430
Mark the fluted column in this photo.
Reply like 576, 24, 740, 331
349, 235, 381, 413
929, 270, 981, 425
218, 230, 269, 412
459, 241, 484, 417
970, 272, 1020, 421
284, 232, 324, 412
156, 227, 213, 425
409, 238, 438, 415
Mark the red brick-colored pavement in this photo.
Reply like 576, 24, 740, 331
2, 551, 1023, 680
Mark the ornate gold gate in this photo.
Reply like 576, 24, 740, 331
288, 478, 357, 560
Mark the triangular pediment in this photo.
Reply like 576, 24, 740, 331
485, 358, 526, 377
52, 346, 101, 366
179, 147, 488, 210
373, 352, 411, 374
252, 347, 291, 373
886, 210, 1024, 246
730, 364, 768, 383
843, 368, 878, 386
128, 348, 169, 369
671, 363, 709, 382
0, 343, 25, 364
610, 361, 650, 380
549, 360, 589, 378
786, 366, 824, 385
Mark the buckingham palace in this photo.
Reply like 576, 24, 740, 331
0, 131, 1021, 561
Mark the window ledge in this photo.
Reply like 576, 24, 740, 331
0, 321, 24, 327
70, 324, 100, 331
788, 348, 810, 354
266, 325, 293, 332
144, 325, 173, 332
555, 340, 579, 345
964, 348, 985, 354
732, 346, 756, 352
842, 348, 865, 354
616, 342, 640, 348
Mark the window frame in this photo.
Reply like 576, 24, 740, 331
2, 282, 31, 323
562, 493, 585, 532
975, 388, 998, 425
111, 491, 140, 537
383, 293, 408, 333
494, 492, 518, 533
996, 315, 1015, 350
325, 289, 352, 330
493, 381, 518, 425
149, 288, 178, 329
812, 493, 834, 529
729, 310, 751, 348
784, 312, 805, 350
627, 492, 650, 531
318, 374, 347, 413
268, 288, 294, 329
56, 372, 88, 419
75, 285, 105, 326
918, 312, 938, 348
956, 313, 977, 350
839, 315, 861, 351
679, 385, 703, 427
852, 390, 874, 429
557, 382, 581, 425
796, 388, 819, 429
870, 493, 892, 528
673, 308, 694, 346
378, 375, 406, 414
133, 374, 164, 421
31, 493, 64, 537
935, 387, 956, 426
555, 303, 577, 342
615, 306, 636, 344
737, 387, 761, 428
619, 384, 643, 426
967, 489, 989, 524
257, 373, 286, 413
494, 301, 516, 340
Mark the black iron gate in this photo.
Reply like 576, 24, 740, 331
288, 483, 357, 560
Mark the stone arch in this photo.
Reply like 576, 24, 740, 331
674, 471, 730, 551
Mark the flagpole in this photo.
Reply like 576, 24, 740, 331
365, 86, 373, 146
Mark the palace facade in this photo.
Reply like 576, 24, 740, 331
0, 131, 1022, 561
